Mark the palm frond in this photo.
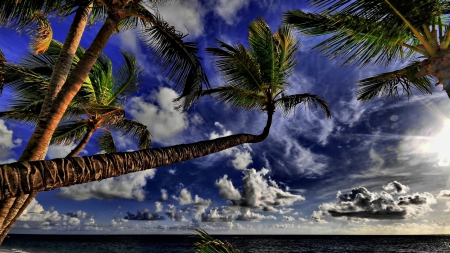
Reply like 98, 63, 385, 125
275, 93, 331, 118
274, 24, 300, 85
206, 40, 264, 95
105, 51, 143, 106
106, 118, 151, 150
51, 120, 88, 146
134, 6, 209, 109
97, 131, 117, 154
201, 86, 266, 111
192, 228, 241, 253
0, 110, 40, 126
89, 52, 113, 104
357, 63, 435, 101
248, 17, 280, 88
0, 0, 64, 28
284, 10, 417, 66
27, 12, 53, 54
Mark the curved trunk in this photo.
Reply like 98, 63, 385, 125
0, 5, 93, 241
19, 15, 118, 162
0, 14, 118, 243
66, 128, 96, 158
0, 111, 273, 201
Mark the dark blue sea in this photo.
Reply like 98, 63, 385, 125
1, 234, 450, 252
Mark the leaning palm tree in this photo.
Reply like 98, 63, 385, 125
0, 0, 208, 242
1, 41, 151, 158
0, 18, 330, 238
284, 0, 450, 100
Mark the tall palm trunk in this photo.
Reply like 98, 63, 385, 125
66, 127, 96, 158
0, 111, 273, 201
416, 50, 450, 97
0, 5, 92, 240
0, 12, 120, 243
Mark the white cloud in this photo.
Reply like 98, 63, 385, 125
214, 0, 250, 25
47, 144, 88, 159
216, 168, 305, 213
201, 208, 233, 222
282, 216, 295, 221
313, 183, 436, 222
231, 151, 252, 170
215, 175, 242, 200
160, 189, 168, 201
178, 188, 193, 205
127, 88, 188, 143
383, 181, 410, 195
56, 170, 156, 201
236, 209, 277, 221
155, 201, 163, 213
0, 119, 21, 163
19, 199, 61, 223
157, 0, 205, 38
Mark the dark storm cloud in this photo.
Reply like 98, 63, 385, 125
124, 209, 165, 221
313, 183, 436, 222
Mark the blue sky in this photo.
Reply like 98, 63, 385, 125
1, 0, 450, 235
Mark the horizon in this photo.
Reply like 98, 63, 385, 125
1, 0, 450, 236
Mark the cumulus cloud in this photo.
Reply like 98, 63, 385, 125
282, 216, 295, 221
231, 151, 252, 170
236, 209, 277, 222
126, 88, 188, 143
124, 209, 165, 221
155, 201, 164, 212
0, 119, 21, 163
437, 190, 450, 198
216, 168, 305, 212
66, 211, 87, 219
165, 205, 188, 221
160, 189, 168, 201
47, 144, 88, 159
214, 0, 250, 25
157, 0, 205, 38
383, 181, 410, 195
313, 183, 436, 222
178, 188, 193, 205
56, 170, 156, 201
201, 208, 233, 222
19, 199, 61, 224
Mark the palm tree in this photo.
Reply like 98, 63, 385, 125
284, 0, 450, 100
1, 41, 151, 158
0, 18, 330, 239
0, 0, 208, 241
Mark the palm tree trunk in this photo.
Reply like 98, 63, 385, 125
66, 128, 96, 158
0, 5, 93, 240
0, 14, 119, 243
0, 111, 273, 201
416, 50, 450, 97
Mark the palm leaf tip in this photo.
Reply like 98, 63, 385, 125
276, 93, 331, 118
192, 228, 240, 253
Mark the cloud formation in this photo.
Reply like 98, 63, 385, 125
236, 209, 277, 222
313, 182, 436, 222
383, 181, 410, 195
56, 170, 156, 201
158, 0, 205, 38
201, 208, 233, 222
0, 119, 21, 163
214, 0, 250, 25
124, 209, 165, 221
127, 88, 188, 143
216, 168, 305, 212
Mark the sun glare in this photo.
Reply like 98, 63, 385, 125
421, 120, 450, 167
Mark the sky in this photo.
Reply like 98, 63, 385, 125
1, 0, 450, 235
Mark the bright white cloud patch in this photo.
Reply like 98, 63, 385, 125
313, 182, 436, 222
158, 0, 205, 38
47, 144, 88, 159
56, 170, 156, 201
216, 168, 304, 212
214, 0, 250, 25
231, 151, 252, 170
178, 188, 193, 205
236, 209, 277, 221
383, 181, 410, 195
0, 119, 21, 163
127, 88, 188, 143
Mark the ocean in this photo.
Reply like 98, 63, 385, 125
1, 234, 450, 252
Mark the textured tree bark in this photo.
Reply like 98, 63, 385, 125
0, 111, 273, 201
0, 14, 119, 243
66, 127, 96, 158
416, 49, 450, 97
0, 5, 92, 240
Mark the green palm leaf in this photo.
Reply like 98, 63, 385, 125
192, 228, 241, 253
51, 120, 88, 146
133, 6, 209, 109
275, 93, 331, 117
201, 86, 267, 111
357, 63, 435, 101
97, 131, 117, 154
106, 118, 152, 150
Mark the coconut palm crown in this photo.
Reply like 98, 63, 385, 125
1, 41, 151, 157
284, 0, 450, 100
203, 17, 331, 126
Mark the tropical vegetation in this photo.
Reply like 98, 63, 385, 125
284, 0, 450, 100
1, 40, 151, 158
0, 17, 330, 241
193, 229, 241, 253
0, 0, 208, 242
